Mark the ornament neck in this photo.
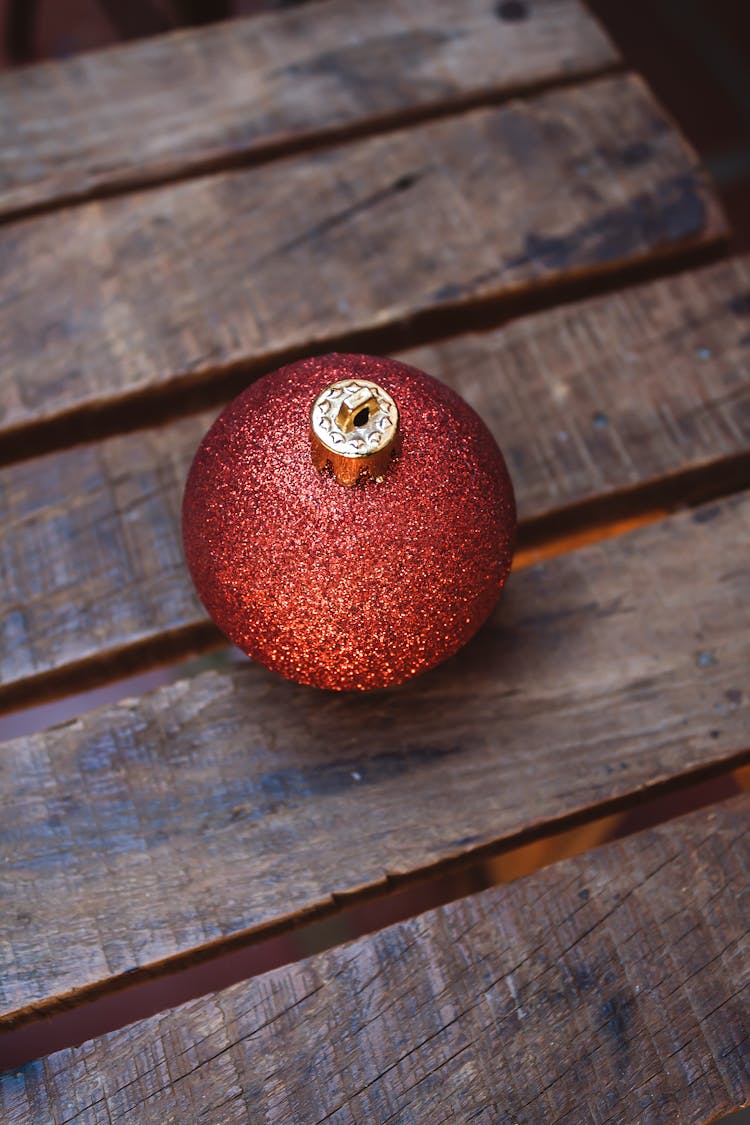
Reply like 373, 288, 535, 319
310, 377, 400, 487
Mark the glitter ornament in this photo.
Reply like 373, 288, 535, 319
182, 354, 516, 691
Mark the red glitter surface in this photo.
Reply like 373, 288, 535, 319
182, 354, 516, 690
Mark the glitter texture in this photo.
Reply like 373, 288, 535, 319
182, 354, 516, 690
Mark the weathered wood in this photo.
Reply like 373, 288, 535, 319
0, 414, 212, 700
3, 795, 747, 1123
403, 253, 750, 528
0, 74, 726, 457
1, 492, 748, 1029
2, 254, 749, 707
0, 0, 618, 223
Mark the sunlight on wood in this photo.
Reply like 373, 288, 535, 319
514, 508, 670, 569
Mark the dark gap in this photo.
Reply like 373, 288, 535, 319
0, 656, 238, 742
392, 172, 419, 192
0, 621, 225, 719
516, 448, 750, 554
0, 61, 623, 230
1, 753, 748, 1071
352, 406, 370, 427
496, 1, 529, 22
0, 228, 726, 471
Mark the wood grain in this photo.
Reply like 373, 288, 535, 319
2, 254, 750, 707
0, 0, 619, 223
0, 74, 726, 456
0, 414, 212, 700
1, 492, 748, 1029
3, 795, 747, 1123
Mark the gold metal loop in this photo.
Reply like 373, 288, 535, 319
310, 378, 399, 486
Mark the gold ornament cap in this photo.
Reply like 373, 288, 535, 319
310, 378, 400, 487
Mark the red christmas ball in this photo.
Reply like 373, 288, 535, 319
182, 354, 516, 691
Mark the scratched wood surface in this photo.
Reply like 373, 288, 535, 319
1, 492, 748, 1030
2, 255, 750, 707
0, 74, 726, 458
0, 0, 618, 223
3, 795, 747, 1124
0, 0, 747, 1110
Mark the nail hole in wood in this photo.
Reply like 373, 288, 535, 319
496, 0, 528, 21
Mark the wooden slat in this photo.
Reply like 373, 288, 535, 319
1, 492, 748, 1029
0, 0, 619, 223
0, 74, 726, 457
2, 254, 750, 706
3, 795, 748, 1123
0, 414, 211, 701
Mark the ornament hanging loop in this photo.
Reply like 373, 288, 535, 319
310, 378, 400, 487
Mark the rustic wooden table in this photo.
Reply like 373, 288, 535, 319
0, 1, 748, 1121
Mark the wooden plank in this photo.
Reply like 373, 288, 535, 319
0, 0, 618, 223
3, 795, 747, 1123
0, 74, 726, 458
1, 491, 748, 1029
0, 414, 212, 701
2, 254, 750, 707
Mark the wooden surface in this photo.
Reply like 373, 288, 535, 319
0, 0, 618, 223
0, 73, 726, 459
2, 491, 748, 1030
2, 255, 750, 707
4, 794, 747, 1124
1, 0, 747, 1114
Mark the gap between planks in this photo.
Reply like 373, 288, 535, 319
0, 61, 625, 231
0, 235, 728, 473
1, 757, 747, 1067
